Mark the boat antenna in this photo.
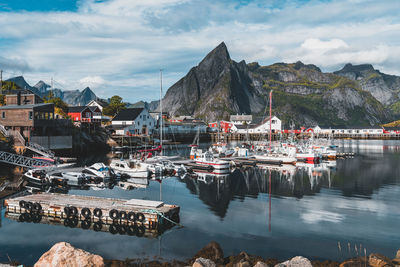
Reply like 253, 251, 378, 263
269, 90, 273, 152
160, 69, 163, 156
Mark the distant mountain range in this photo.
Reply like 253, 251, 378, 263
4, 76, 98, 106
160, 42, 399, 127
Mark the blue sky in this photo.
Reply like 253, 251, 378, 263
0, 0, 399, 102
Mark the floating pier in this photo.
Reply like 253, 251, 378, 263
5, 193, 180, 237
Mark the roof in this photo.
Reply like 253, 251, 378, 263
88, 106, 101, 112
68, 106, 91, 113
113, 108, 144, 121
0, 103, 52, 110
230, 114, 252, 121
88, 99, 108, 107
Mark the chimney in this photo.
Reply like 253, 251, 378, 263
17, 92, 21, 105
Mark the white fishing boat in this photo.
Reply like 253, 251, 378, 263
211, 143, 235, 157
82, 163, 115, 179
254, 153, 297, 165
24, 169, 50, 185
49, 172, 86, 186
194, 151, 230, 174
110, 159, 150, 178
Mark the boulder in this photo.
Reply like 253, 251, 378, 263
191, 242, 224, 264
254, 262, 269, 267
34, 242, 104, 267
233, 259, 251, 267
277, 256, 312, 267
369, 253, 394, 267
396, 250, 400, 259
192, 257, 216, 267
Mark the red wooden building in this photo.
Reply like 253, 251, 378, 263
208, 121, 233, 133
68, 106, 99, 123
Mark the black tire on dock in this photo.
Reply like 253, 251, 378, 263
19, 200, 26, 208
69, 217, 78, 228
109, 209, 119, 220
118, 224, 127, 235
64, 218, 70, 227
32, 214, 42, 223
109, 223, 118, 234
94, 208, 102, 218
119, 211, 127, 220
81, 208, 91, 219
81, 220, 91, 230
18, 214, 25, 222
64, 207, 70, 217
33, 202, 42, 212
93, 221, 102, 232
25, 202, 33, 211
127, 212, 136, 222
69, 206, 78, 217
136, 225, 145, 237
127, 224, 136, 236
136, 212, 145, 222
24, 213, 32, 223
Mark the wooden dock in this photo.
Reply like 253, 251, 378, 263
5, 193, 180, 237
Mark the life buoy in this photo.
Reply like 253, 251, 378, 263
94, 208, 102, 218
19, 200, 26, 208
127, 212, 136, 222
136, 212, 145, 222
109, 223, 118, 234
119, 211, 127, 220
93, 221, 102, 232
18, 214, 25, 222
136, 225, 145, 237
64, 218, 70, 227
24, 213, 32, 222
81, 219, 91, 230
81, 208, 91, 219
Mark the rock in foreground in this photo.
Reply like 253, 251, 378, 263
34, 242, 104, 267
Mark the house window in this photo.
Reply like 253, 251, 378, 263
29, 111, 33, 120
1, 112, 5, 119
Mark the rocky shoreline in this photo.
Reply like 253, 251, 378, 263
3, 241, 400, 267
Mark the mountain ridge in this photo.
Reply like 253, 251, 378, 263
161, 42, 395, 127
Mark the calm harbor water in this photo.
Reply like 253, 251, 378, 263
1, 139, 400, 265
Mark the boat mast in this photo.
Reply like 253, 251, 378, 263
160, 69, 163, 156
269, 90, 273, 152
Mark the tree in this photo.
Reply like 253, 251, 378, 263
44, 95, 69, 117
103, 95, 126, 117
0, 95, 4, 106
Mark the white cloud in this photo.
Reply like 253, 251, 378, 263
0, 0, 400, 102
79, 75, 105, 89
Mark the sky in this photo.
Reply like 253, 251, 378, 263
0, 0, 399, 103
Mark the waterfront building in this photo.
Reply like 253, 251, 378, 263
208, 121, 233, 133
230, 114, 253, 125
0, 92, 66, 143
230, 116, 282, 134
87, 99, 108, 112
163, 119, 208, 134
112, 108, 156, 135
68, 106, 98, 123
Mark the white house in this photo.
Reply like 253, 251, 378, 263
230, 114, 252, 125
249, 116, 281, 133
112, 108, 156, 135
230, 116, 282, 134
87, 99, 108, 112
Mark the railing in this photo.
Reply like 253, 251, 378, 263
0, 151, 54, 168
26, 142, 55, 158
14, 131, 26, 146
0, 124, 9, 137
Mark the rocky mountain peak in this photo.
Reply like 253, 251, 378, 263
198, 42, 231, 71
34, 80, 51, 94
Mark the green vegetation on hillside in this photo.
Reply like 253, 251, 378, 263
1, 81, 21, 91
